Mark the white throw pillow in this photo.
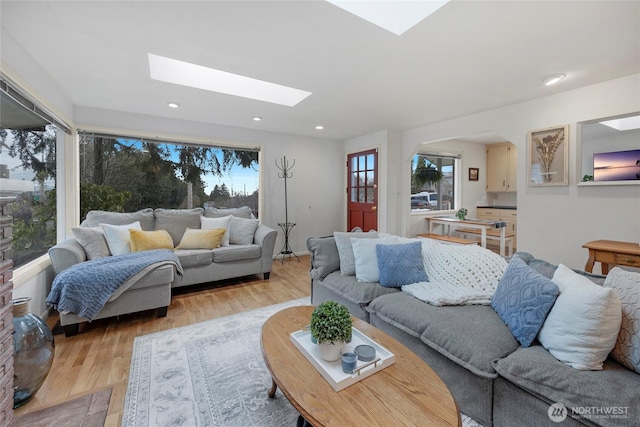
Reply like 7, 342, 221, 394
538, 264, 622, 370
351, 236, 399, 283
201, 215, 232, 246
604, 267, 640, 374
99, 221, 142, 256
333, 231, 379, 275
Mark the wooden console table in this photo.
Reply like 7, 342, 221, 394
582, 240, 640, 274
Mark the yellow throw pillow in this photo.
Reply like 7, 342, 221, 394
176, 228, 226, 249
129, 229, 174, 252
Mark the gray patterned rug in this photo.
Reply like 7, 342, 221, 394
122, 297, 482, 426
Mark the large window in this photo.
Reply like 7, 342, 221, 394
410, 153, 458, 212
78, 132, 259, 220
1, 79, 65, 268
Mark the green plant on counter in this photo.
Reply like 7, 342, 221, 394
582, 175, 594, 182
456, 208, 468, 220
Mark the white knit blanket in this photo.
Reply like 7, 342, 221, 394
401, 238, 507, 306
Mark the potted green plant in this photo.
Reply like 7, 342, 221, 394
456, 208, 468, 220
310, 301, 353, 361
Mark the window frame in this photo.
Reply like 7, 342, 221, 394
76, 129, 263, 219
410, 151, 461, 214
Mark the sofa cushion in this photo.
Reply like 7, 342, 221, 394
176, 227, 225, 249
368, 292, 519, 378
493, 345, 640, 427
72, 226, 110, 260
604, 267, 640, 374
334, 230, 379, 275
307, 236, 340, 280
229, 216, 259, 245
513, 251, 606, 285
351, 236, 398, 283
377, 241, 428, 288
201, 215, 232, 246
211, 244, 260, 263
538, 264, 621, 370
154, 208, 204, 246
174, 249, 214, 268
203, 206, 253, 219
83, 208, 155, 230
491, 257, 559, 347
100, 221, 142, 255
129, 229, 174, 252
316, 271, 399, 306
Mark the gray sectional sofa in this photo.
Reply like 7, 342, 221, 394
307, 235, 639, 427
49, 207, 277, 336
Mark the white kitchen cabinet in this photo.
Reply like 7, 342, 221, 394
486, 143, 517, 192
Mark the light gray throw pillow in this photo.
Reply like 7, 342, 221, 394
306, 236, 340, 280
229, 216, 259, 245
72, 226, 110, 260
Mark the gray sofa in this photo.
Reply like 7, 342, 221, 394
49, 207, 277, 336
307, 235, 639, 427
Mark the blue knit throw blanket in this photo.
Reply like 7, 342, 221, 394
47, 249, 183, 321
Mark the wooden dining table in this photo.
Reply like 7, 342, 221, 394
426, 216, 510, 256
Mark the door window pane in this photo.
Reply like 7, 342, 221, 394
366, 188, 374, 203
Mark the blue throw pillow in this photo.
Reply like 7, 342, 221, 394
376, 241, 428, 288
491, 258, 560, 347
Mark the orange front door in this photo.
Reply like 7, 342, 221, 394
347, 149, 378, 231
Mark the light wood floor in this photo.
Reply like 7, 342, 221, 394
14, 256, 311, 427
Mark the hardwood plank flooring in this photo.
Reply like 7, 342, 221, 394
14, 256, 311, 426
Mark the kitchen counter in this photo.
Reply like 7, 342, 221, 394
476, 205, 517, 210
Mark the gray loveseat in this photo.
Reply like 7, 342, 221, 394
49, 207, 277, 336
307, 235, 639, 427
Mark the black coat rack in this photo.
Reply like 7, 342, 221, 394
275, 156, 299, 263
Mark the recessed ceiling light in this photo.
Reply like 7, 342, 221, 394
315, 125, 324, 130
599, 115, 640, 131
541, 74, 566, 86
253, 116, 262, 121
149, 54, 312, 107
327, 0, 448, 35
167, 102, 179, 108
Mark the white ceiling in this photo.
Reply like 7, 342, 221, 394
1, 1, 639, 141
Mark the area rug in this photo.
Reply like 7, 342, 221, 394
122, 297, 482, 426
12, 388, 111, 427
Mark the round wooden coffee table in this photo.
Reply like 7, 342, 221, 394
261, 305, 461, 426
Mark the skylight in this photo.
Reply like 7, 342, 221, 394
599, 115, 640, 131
326, 0, 449, 35
148, 54, 312, 107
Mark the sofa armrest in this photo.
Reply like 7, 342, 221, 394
254, 223, 277, 274
48, 238, 87, 275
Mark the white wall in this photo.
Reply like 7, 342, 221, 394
401, 73, 640, 272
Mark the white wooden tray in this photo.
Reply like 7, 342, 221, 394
290, 327, 395, 391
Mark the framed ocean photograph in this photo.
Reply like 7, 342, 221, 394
593, 149, 640, 182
